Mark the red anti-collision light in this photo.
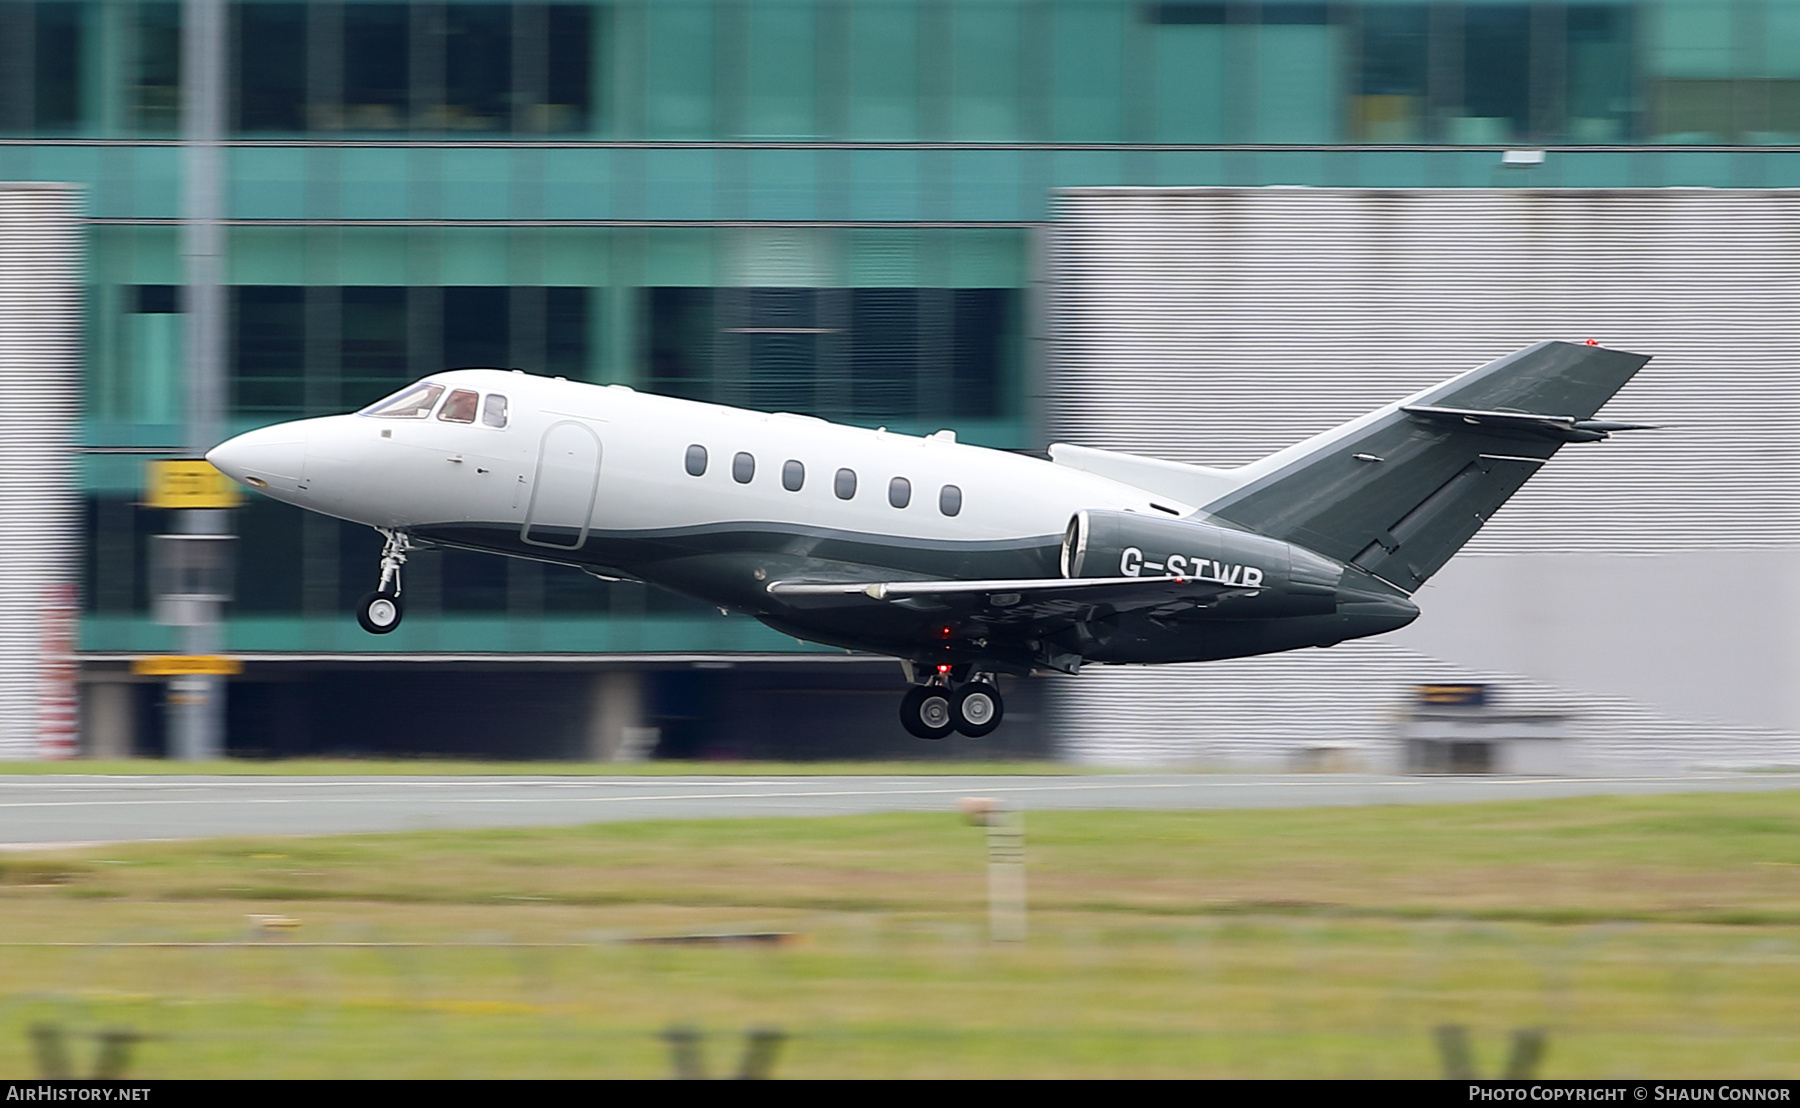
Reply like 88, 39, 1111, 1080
937, 664, 951, 674
1585, 339, 1599, 346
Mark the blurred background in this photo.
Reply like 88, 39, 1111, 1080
2, 0, 1799, 768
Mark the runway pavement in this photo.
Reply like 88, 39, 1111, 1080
0, 771, 1796, 847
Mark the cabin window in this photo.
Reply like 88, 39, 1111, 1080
362, 382, 444, 419
782, 460, 805, 492
685, 444, 708, 477
939, 484, 962, 517
733, 451, 756, 483
437, 388, 479, 423
888, 476, 911, 509
482, 394, 509, 428
835, 468, 857, 500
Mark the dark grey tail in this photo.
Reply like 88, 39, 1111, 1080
1201, 341, 1653, 593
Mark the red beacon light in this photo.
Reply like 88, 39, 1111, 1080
1585, 338, 1600, 346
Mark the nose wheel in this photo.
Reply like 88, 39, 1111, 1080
356, 529, 413, 635
900, 677, 1004, 740
357, 590, 404, 634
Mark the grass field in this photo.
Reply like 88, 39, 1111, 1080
2, 790, 1799, 1078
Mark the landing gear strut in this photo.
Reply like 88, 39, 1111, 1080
900, 675, 1005, 740
356, 529, 412, 635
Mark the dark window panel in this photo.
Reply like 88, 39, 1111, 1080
232, 287, 306, 418
236, 3, 307, 133
443, 287, 509, 369
646, 286, 1012, 427
685, 444, 707, 477
341, 287, 412, 410
646, 287, 715, 404
441, 547, 508, 612
739, 288, 818, 415
83, 497, 143, 614
950, 289, 1008, 421
232, 496, 303, 613
444, 4, 511, 132
1461, 4, 1531, 142
849, 288, 919, 419
545, 287, 588, 378
0, 3, 30, 134
343, 4, 409, 131
543, 3, 594, 133
136, 285, 181, 313
34, 1, 81, 131
137, 2, 183, 133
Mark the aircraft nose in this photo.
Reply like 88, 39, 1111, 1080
207, 423, 309, 492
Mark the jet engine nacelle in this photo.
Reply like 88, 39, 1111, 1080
1061, 509, 1342, 617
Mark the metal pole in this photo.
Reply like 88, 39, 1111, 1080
175, 0, 228, 761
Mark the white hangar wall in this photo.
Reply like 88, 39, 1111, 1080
0, 184, 82, 760
1044, 187, 1800, 771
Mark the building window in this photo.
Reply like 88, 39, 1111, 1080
645, 286, 1016, 426
782, 459, 805, 492
834, 467, 857, 500
236, 3, 307, 133
733, 451, 755, 484
685, 444, 708, 477
939, 484, 962, 517
232, 287, 307, 417
888, 476, 911, 509
342, 4, 409, 131
136, 2, 183, 133
222, 285, 589, 421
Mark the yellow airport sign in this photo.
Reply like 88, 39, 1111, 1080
145, 460, 242, 509
131, 655, 243, 677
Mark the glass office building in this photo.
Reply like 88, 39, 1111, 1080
3, 0, 1798, 757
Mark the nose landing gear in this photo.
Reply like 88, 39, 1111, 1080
356, 529, 412, 635
900, 675, 1004, 740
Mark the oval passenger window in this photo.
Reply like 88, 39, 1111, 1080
888, 476, 911, 509
834, 468, 857, 500
782, 459, 804, 492
685, 444, 708, 477
733, 451, 755, 484
939, 484, 962, 517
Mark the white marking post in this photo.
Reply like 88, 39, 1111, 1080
960, 797, 1027, 942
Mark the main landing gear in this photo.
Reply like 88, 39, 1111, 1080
900, 677, 1004, 740
356, 529, 413, 635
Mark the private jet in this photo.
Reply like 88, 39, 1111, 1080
207, 340, 1653, 740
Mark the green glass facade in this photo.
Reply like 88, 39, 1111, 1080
4, 0, 1800, 660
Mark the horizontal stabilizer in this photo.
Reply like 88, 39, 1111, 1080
1402, 404, 1661, 443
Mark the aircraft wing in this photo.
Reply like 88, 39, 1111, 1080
766, 573, 1254, 623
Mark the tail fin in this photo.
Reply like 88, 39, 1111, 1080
1201, 341, 1653, 592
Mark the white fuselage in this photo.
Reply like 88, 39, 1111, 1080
212, 369, 1188, 574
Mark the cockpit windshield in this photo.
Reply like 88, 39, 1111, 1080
361, 382, 445, 419
437, 389, 479, 423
